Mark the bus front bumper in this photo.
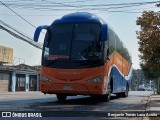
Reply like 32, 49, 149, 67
40, 83, 105, 95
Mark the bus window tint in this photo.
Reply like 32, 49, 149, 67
115, 34, 123, 56
71, 23, 101, 60
108, 28, 116, 55
49, 24, 73, 56
108, 28, 132, 64
42, 23, 103, 68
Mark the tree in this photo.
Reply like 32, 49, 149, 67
140, 62, 158, 80
136, 5, 160, 93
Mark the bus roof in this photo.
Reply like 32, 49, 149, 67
52, 12, 106, 24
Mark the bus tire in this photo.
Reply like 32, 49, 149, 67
122, 84, 129, 98
101, 90, 111, 102
116, 93, 122, 98
56, 94, 67, 102
106, 91, 111, 101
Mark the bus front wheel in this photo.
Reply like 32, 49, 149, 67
56, 94, 67, 102
101, 90, 111, 102
101, 92, 111, 102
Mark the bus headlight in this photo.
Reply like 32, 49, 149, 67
40, 75, 49, 81
87, 76, 104, 83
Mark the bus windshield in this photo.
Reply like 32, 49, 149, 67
42, 23, 103, 68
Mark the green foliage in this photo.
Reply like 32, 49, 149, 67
140, 62, 159, 80
136, 10, 160, 77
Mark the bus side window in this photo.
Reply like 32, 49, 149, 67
104, 41, 109, 62
108, 28, 116, 55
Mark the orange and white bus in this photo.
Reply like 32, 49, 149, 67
34, 12, 132, 102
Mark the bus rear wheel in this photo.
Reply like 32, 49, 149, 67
56, 94, 67, 102
116, 93, 122, 98
122, 85, 129, 98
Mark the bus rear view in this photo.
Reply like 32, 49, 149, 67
34, 12, 132, 102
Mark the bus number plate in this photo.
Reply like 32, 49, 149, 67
63, 86, 72, 90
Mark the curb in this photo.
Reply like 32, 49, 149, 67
145, 94, 160, 120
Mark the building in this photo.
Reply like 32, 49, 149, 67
0, 45, 40, 92
0, 64, 40, 92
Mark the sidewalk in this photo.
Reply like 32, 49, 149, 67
148, 95, 160, 111
146, 94, 160, 120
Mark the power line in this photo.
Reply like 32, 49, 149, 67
0, 20, 33, 42
2, 0, 160, 9
0, 0, 36, 29
42, 0, 77, 8
0, 20, 43, 49
0, 25, 42, 49
0, 14, 64, 16
1, 0, 159, 15
0, 6, 158, 16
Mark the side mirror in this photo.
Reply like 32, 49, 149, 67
33, 25, 49, 42
101, 24, 108, 41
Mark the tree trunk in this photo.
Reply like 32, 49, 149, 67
157, 78, 160, 94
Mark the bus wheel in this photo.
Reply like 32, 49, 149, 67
122, 85, 129, 98
106, 91, 111, 101
56, 94, 67, 102
101, 90, 111, 102
116, 93, 122, 98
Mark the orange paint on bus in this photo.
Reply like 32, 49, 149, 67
40, 51, 131, 95
107, 51, 131, 77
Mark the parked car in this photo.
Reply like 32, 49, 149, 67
138, 88, 146, 91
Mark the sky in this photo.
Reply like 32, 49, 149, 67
0, 0, 159, 69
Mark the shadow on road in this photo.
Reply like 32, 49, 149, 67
0, 92, 149, 112
27, 95, 124, 111
32, 95, 119, 105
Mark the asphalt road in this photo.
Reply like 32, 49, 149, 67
0, 91, 153, 120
